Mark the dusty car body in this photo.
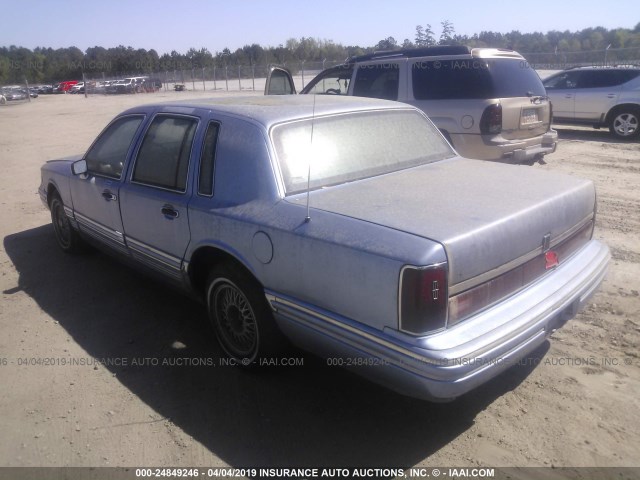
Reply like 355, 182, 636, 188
39, 96, 609, 401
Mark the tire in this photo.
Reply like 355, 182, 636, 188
609, 108, 640, 139
50, 193, 84, 253
206, 265, 285, 365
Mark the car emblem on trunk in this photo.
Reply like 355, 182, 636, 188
545, 251, 559, 270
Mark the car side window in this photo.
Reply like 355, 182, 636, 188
132, 115, 198, 192
544, 71, 581, 89
304, 66, 353, 95
577, 71, 619, 88
577, 70, 640, 88
85, 115, 144, 179
198, 122, 220, 196
353, 63, 399, 101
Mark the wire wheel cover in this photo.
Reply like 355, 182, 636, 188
213, 282, 258, 357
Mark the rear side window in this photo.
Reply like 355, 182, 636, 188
577, 70, 640, 88
353, 64, 400, 100
132, 115, 198, 192
198, 122, 220, 196
85, 115, 144, 179
413, 58, 546, 99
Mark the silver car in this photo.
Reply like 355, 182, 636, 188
267, 46, 558, 164
543, 66, 640, 139
40, 96, 608, 401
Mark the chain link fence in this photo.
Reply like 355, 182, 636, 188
521, 46, 640, 70
78, 60, 344, 95
4, 47, 640, 101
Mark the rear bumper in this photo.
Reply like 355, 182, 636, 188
452, 129, 558, 164
267, 239, 609, 401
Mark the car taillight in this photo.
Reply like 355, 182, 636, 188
480, 104, 502, 135
399, 264, 448, 335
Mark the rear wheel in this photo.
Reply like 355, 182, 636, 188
609, 109, 640, 139
206, 265, 285, 365
50, 193, 84, 253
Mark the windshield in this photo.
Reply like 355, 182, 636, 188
412, 58, 546, 99
271, 109, 454, 195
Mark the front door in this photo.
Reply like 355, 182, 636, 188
70, 114, 145, 254
544, 71, 582, 120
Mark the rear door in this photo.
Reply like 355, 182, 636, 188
119, 114, 200, 280
573, 70, 627, 122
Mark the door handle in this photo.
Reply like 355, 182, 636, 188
161, 205, 179, 219
607, 93, 616, 98
564, 94, 573, 98
102, 190, 117, 201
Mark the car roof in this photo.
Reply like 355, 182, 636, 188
122, 95, 415, 127
347, 46, 522, 63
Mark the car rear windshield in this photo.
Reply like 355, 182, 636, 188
412, 58, 546, 100
271, 109, 454, 195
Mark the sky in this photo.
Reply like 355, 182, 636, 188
1, 0, 636, 54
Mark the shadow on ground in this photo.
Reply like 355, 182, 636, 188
4, 225, 549, 468
554, 126, 635, 144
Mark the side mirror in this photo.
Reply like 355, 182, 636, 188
71, 159, 88, 175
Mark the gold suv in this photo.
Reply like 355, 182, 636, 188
266, 46, 558, 165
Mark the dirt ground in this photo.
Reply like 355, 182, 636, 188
0, 92, 639, 472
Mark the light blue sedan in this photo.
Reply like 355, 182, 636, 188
39, 96, 609, 401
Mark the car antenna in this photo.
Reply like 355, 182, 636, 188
304, 94, 317, 223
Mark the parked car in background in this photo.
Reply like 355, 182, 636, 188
140, 77, 162, 92
53, 80, 78, 93
543, 66, 640, 139
40, 96, 609, 401
104, 80, 120, 94
1, 87, 27, 101
109, 77, 147, 94
266, 46, 558, 164
69, 82, 84, 94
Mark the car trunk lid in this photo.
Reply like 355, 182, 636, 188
288, 158, 595, 288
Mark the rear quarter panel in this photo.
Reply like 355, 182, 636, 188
186, 116, 447, 332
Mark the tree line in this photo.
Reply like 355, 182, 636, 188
2, 23, 639, 84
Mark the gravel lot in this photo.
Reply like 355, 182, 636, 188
0, 92, 639, 471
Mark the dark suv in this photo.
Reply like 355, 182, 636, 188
266, 46, 558, 164
543, 66, 640, 139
